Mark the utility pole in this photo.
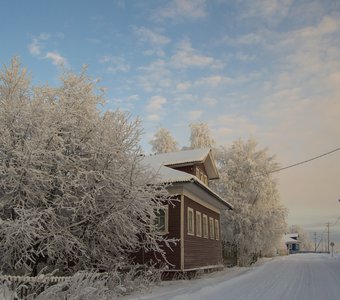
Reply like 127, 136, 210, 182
326, 222, 330, 253
314, 232, 317, 252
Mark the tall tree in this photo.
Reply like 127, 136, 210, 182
213, 139, 287, 266
150, 128, 178, 154
289, 225, 313, 251
0, 58, 172, 276
189, 122, 215, 149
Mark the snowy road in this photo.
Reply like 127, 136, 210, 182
127, 254, 340, 300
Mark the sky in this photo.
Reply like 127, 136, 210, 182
1, 0, 339, 249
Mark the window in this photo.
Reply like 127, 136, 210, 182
187, 207, 194, 235
215, 219, 220, 240
196, 211, 202, 237
202, 214, 208, 238
195, 168, 200, 178
154, 206, 168, 234
209, 217, 215, 239
203, 174, 208, 185
195, 167, 208, 185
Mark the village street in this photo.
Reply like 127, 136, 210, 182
127, 254, 340, 300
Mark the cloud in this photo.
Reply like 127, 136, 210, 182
28, 33, 68, 68
100, 55, 130, 73
246, 15, 340, 162
28, 33, 50, 56
194, 75, 232, 87
214, 115, 258, 138
223, 32, 265, 46
171, 39, 222, 69
295, 15, 337, 38
188, 110, 203, 120
45, 52, 68, 67
239, 0, 293, 21
173, 93, 196, 104
176, 81, 191, 91
154, 0, 207, 21
201, 97, 217, 107
138, 60, 173, 92
146, 114, 161, 122
217, 127, 233, 137
126, 94, 139, 102
134, 27, 170, 45
146, 95, 167, 112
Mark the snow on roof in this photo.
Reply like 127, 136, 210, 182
143, 148, 219, 180
142, 150, 232, 209
286, 233, 299, 238
144, 148, 211, 167
284, 233, 301, 244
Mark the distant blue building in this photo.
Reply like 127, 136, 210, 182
284, 233, 301, 254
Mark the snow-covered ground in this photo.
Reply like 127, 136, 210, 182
124, 253, 340, 300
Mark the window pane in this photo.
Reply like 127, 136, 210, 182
154, 208, 167, 232
203, 215, 208, 238
196, 212, 202, 237
188, 208, 194, 234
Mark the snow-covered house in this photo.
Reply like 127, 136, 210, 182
136, 148, 232, 273
284, 233, 301, 254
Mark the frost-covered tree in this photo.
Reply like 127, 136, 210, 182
150, 128, 178, 154
189, 122, 215, 149
289, 225, 313, 251
213, 139, 287, 266
0, 58, 173, 276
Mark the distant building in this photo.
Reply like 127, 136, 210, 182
284, 233, 301, 254
134, 148, 232, 273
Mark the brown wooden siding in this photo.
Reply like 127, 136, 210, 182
165, 196, 181, 269
173, 163, 209, 186
173, 165, 196, 176
184, 196, 222, 269
132, 196, 181, 269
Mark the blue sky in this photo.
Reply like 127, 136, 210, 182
1, 0, 340, 247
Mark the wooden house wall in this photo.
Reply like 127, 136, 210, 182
184, 196, 222, 269
165, 195, 181, 269
132, 196, 181, 269
174, 163, 208, 181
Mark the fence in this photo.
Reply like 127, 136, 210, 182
0, 274, 71, 299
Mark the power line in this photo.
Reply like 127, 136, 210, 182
269, 147, 340, 174
333, 216, 340, 226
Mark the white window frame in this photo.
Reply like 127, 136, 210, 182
203, 174, 208, 185
196, 211, 202, 237
154, 205, 169, 234
202, 214, 208, 238
187, 207, 195, 235
215, 219, 220, 240
195, 167, 200, 178
209, 217, 215, 239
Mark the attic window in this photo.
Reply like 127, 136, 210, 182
196, 167, 208, 185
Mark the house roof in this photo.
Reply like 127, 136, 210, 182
144, 148, 219, 180
142, 149, 232, 210
286, 233, 299, 239
284, 233, 301, 244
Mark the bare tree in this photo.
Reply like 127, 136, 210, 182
0, 58, 173, 276
289, 225, 313, 251
189, 122, 215, 149
150, 128, 178, 154
213, 139, 287, 266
